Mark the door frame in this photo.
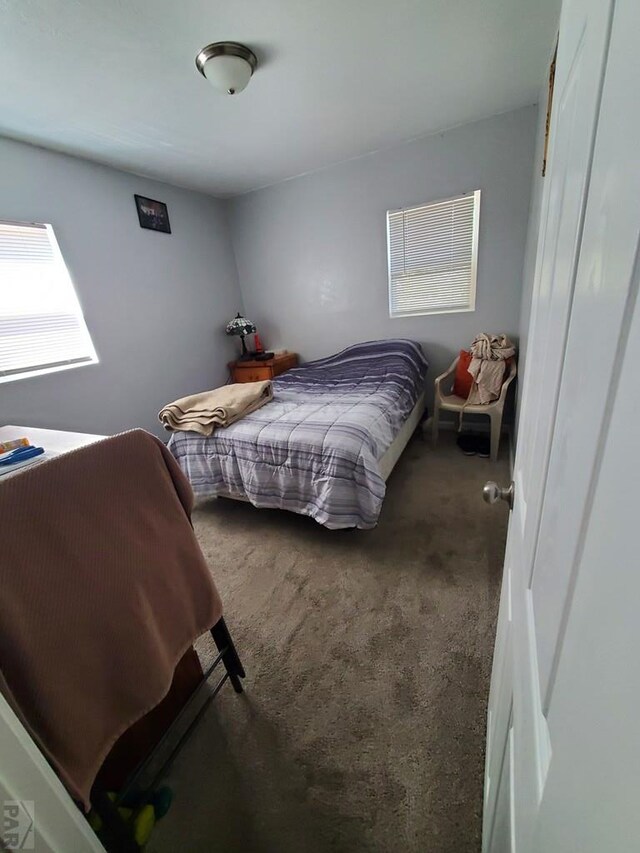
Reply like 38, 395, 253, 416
0, 692, 104, 852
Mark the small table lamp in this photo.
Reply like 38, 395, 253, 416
226, 312, 257, 360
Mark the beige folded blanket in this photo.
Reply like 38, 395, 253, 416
159, 380, 273, 436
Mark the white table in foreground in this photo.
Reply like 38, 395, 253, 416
0, 425, 106, 452
0, 425, 106, 476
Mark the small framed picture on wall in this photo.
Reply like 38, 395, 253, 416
134, 194, 171, 233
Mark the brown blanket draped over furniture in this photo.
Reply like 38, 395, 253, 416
0, 429, 229, 809
94, 646, 204, 793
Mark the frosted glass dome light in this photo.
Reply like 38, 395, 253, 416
196, 42, 258, 96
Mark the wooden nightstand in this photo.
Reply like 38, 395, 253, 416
229, 352, 299, 383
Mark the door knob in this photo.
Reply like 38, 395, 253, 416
483, 481, 514, 510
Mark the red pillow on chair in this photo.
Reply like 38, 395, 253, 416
453, 350, 474, 399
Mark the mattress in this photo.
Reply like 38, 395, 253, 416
167, 339, 428, 529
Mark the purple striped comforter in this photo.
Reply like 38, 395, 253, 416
167, 340, 428, 529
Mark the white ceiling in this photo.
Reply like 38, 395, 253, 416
0, 0, 559, 197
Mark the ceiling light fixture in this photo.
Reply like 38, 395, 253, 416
195, 42, 258, 96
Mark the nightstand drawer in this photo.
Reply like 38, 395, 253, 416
229, 352, 299, 383
232, 366, 273, 383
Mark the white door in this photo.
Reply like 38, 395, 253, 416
0, 692, 105, 851
483, 0, 640, 849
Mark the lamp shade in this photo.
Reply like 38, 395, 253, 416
226, 313, 256, 337
204, 54, 252, 95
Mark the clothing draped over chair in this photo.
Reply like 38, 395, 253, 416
466, 333, 516, 405
0, 430, 222, 809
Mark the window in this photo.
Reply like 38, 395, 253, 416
387, 190, 480, 318
0, 221, 97, 383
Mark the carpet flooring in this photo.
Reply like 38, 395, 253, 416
149, 431, 510, 853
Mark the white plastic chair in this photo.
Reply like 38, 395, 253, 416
431, 356, 517, 461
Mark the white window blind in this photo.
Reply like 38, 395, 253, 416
0, 221, 97, 383
387, 190, 480, 317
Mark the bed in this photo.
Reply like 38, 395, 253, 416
167, 339, 428, 529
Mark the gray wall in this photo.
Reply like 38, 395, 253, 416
0, 106, 540, 437
228, 106, 538, 414
0, 137, 242, 437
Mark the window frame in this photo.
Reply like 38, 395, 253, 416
386, 189, 481, 319
0, 219, 99, 385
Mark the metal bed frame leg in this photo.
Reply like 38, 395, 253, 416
210, 616, 245, 693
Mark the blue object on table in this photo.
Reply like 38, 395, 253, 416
0, 445, 45, 467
